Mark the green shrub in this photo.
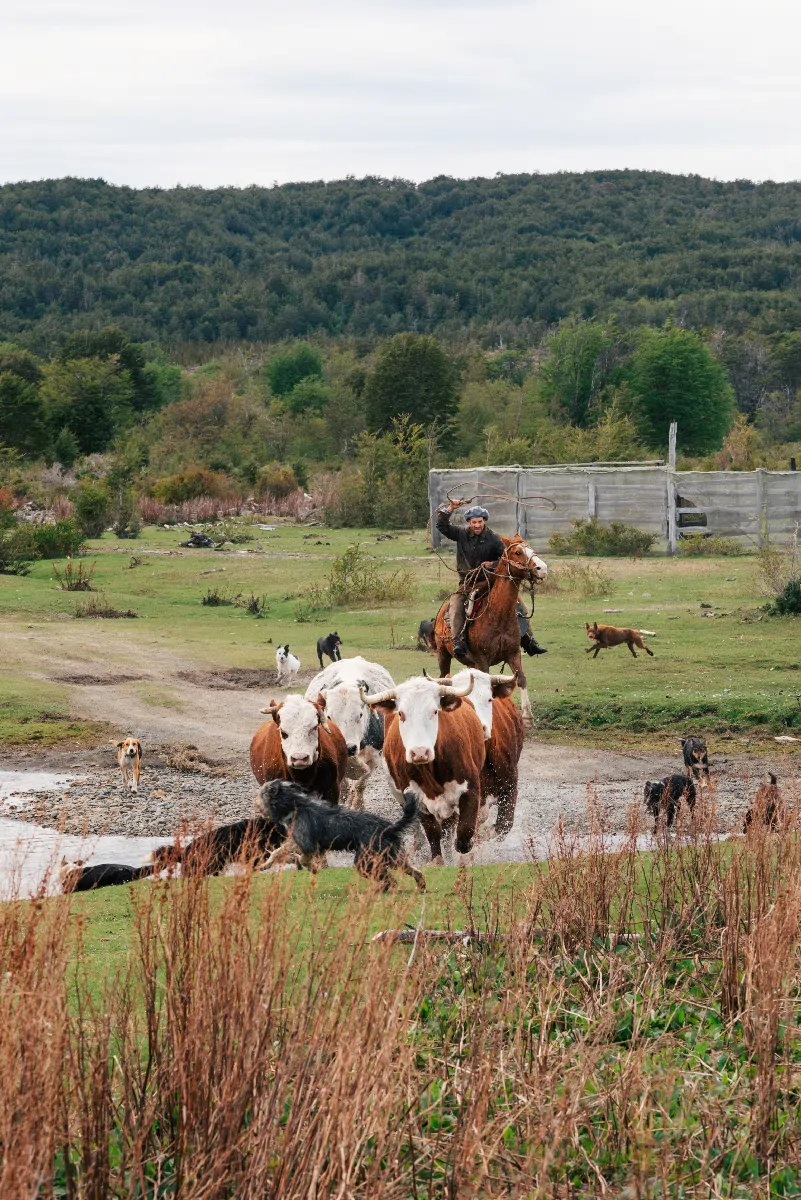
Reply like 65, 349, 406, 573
680, 533, 742, 556
0, 519, 85, 574
553, 561, 614, 597
154, 468, 230, 504
52, 427, 80, 470
0, 486, 15, 530
771, 578, 801, 616
549, 518, 656, 557
73, 481, 110, 537
255, 462, 298, 499
293, 544, 416, 616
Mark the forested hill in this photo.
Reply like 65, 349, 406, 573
2, 170, 801, 349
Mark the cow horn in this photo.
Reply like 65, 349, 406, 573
439, 675, 474, 698
488, 672, 513, 684
361, 685, 396, 707
259, 700, 281, 718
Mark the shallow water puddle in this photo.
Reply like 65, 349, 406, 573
0, 770, 170, 897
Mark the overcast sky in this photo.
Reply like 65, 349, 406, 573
2, 0, 800, 189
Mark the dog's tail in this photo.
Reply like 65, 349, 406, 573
387, 791, 420, 839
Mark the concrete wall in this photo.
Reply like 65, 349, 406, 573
429, 466, 801, 548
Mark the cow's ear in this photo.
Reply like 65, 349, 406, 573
372, 699, 396, 715
439, 694, 463, 712
491, 679, 517, 700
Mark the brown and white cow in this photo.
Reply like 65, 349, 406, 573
249, 693, 348, 806
444, 669, 524, 838
363, 675, 486, 862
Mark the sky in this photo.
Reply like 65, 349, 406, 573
2, 0, 800, 189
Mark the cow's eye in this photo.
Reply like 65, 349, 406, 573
280, 730, 288, 739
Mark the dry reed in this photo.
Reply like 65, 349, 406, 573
3, 797, 801, 1194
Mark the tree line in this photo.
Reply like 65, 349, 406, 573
2, 171, 801, 349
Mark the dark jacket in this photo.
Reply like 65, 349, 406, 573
436, 508, 506, 576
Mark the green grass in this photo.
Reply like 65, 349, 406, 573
0, 521, 799, 746
0, 674, 110, 747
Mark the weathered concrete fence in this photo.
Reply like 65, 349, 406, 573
428, 465, 801, 551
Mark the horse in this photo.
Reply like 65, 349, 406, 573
433, 535, 548, 722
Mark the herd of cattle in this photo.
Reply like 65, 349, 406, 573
61, 651, 790, 894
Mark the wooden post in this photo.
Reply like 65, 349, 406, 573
587, 478, 597, 519
667, 422, 678, 554
428, 469, 440, 546
756, 468, 767, 549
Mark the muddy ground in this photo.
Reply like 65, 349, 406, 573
4, 652, 797, 864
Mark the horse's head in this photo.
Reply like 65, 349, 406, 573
500, 536, 548, 584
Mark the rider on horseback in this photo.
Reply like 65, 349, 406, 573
436, 500, 547, 660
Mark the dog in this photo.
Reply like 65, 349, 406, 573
116, 737, 142, 792
147, 817, 284, 877
586, 622, 654, 659
643, 774, 696, 830
258, 778, 425, 890
316, 631, 342, 669
681, 736, 710, 785
743, 773, 786, 832
417, 618, 436, 652
276, 644, 301, 687
60, 858, 153, 892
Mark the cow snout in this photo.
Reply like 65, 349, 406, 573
406, 746, 434, 765
347, 744, 358, 756
290, 754, 312, 768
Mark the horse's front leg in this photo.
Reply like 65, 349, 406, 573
508, 648, 532, 723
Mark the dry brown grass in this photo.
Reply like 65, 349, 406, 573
4, 804, 801, 1194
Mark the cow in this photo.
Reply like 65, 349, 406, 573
305, 656, 395, 809
446, 668, 524, 838
249, 693, 348, 805
363, 674, 486, 863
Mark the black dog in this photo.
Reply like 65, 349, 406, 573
681, 736, 710, 783
316, 631, 342, 669
147, 817, 283, 877
644, 774, 697, 830
258, 779, 425, 890
60, 860, 153, 893
417, 618, 436, 652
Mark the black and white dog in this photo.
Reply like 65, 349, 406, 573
644, 774, 697, 830
258, 779, 425, 890
316, 631, 342, 669
147, 817, 284, 877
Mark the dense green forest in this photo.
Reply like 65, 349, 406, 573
1, 169, 800, 533
2, 171, 801, 349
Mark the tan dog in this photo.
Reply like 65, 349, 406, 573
116, 737, 142, 792
585, 621, 655, 659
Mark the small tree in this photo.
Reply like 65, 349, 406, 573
265, 344, 323, 397
539, 318, 621, 426
52, 428, 80, 469
0, 344, 48, 458
364, 334, 458, 442
41, 356, 134, 454
627, 327, 735, 454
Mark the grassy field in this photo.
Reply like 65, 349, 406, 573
0, 519, 799, 746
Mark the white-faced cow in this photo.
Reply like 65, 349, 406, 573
305, 656, 395, 809
435, 668, 524, 838
249, 693, 348, 805
363, 675, 485, 863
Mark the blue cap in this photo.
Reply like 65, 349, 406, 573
464, 506, 489, 520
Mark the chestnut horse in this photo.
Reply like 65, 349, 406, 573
433, 535, 548, 721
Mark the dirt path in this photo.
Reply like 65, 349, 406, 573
5, 641, 797, 863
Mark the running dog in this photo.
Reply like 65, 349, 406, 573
258, 778, 425, 890
276, 644, 301, 687
147, 817, 283, 877
60, 858, 153, 892
316, 631, 342, 669
643, 774, 696, 830
586, 622, 654, 659
116, 737, 142, 792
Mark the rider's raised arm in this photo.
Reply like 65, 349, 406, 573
435, 506, 459, 541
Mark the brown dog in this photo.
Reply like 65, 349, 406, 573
743, 773, 786, 832
116, 737, 142, 792
585, 622, 654, 659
